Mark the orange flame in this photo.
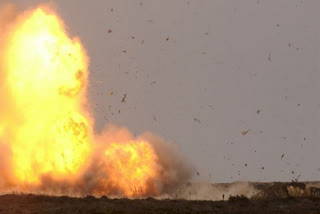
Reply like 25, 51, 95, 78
0, 7, 164, 196
102, 141, 160, 196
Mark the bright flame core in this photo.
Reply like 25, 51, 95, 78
0, 7, 162, 196
3, 8, 91, 184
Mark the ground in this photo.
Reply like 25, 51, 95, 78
1, 182, 320, 214
0, 194, 320, 214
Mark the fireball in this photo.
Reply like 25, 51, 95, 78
2, 8, 91, 185
0, 6, 164, 196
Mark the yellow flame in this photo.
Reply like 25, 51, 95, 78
2, 8, 91, 184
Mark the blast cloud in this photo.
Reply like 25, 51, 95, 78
0, 3, 193, 197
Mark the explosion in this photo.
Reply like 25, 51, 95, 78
0, 5, 192, 197
1, 7, 92, 186
103, 141, 160, 196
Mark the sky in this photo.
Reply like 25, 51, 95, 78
12, 0, 320, 183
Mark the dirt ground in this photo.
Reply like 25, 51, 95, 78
1, 182, 320, 214
0, 194, 320, 214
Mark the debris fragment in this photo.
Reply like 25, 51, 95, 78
121, 94, 127, 103
242, 130, 249, 136
281, 154, 284, 159
268, 53, 271, 62
107, 29, 112, 33
166, 36, 169, 41
257, 109, 261, 115
193, 118, 201, 123
153, 115, 158, 122
110, 90, 114, 95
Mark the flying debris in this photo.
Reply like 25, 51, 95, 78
193, 118, 201, 123
293, 175, 301, 182
121, 93, 127, 103
281, 154, 284, 159
153, 115, 158, 122
257, 109, 261, 115
242, 130, 249, 136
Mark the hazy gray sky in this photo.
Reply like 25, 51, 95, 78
13, 0, 320, 183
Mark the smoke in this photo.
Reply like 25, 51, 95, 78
0, 3, 193, 197
168, 182, 258, 201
